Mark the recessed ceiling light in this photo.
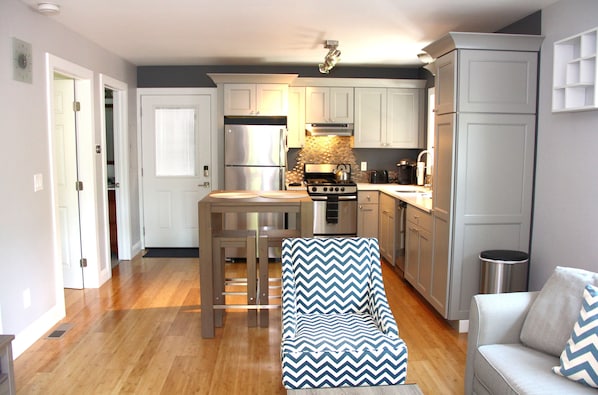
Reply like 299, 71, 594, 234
37, 2, 60, 15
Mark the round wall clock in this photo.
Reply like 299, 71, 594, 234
13, 37, 32, 84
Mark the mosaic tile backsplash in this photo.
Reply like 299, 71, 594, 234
286, 136, 370, 183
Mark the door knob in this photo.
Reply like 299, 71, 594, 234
198, 182, 210, 187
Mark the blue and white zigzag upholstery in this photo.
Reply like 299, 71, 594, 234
280, 237, 408, 389
553, 283, 598, 388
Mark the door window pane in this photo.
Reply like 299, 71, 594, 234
155, 108, 196, 176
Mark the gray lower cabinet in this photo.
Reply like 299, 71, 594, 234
357, 191, 379, 238
405, 205, 433, 299
378, 193, 399, 269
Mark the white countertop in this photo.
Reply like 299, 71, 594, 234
357, 183, 433, 213
285, 182, 433, 213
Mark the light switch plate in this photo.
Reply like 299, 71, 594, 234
13, 37, 33, 84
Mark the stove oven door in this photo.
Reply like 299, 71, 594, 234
312, 196, 357, 237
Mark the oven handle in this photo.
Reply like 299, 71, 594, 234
310, 195, 357, 201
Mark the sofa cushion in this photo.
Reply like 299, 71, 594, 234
520, 266, 598, 357
552, 284, 598, 388
475, 344, 597, 395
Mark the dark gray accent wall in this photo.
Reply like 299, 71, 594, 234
137, 65, 424, 87
497, 10, 542, 35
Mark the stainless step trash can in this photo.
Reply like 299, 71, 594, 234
479, 250, 529, 294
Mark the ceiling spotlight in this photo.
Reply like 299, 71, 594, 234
37, 2, 60, 15
319, 40, 341, 74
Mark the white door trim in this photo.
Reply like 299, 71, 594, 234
136, 88, 218, 249
46, 53, 102, 289
99, 74, 132, 262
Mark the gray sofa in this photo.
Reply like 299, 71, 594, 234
465, 266, 598, 395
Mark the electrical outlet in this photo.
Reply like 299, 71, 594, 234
34, 173, 43, 192
360, 161, 367, 171
23, 288, 31, 309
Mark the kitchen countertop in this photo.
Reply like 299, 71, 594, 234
285, 182, 433, 213
357, 183, 433, 213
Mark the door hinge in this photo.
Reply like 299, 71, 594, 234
80, 258, 88, 268
75, 180, 84, 191
73, 101, 81, 112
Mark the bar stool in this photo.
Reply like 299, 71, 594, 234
258, 228, 300, 327
212, 229, 257, 327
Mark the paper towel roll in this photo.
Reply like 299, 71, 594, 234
417, 162, 425, 186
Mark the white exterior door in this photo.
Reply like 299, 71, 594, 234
141, 94, 213, 247
53, 78, 84, 289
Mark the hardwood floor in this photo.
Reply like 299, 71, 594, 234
13, 254, 467, 394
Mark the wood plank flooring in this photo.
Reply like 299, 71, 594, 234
13, 255, 467, 394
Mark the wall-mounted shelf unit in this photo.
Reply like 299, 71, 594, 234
553, 27, 598, 112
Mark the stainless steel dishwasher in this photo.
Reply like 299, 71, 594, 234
396, 200, 407, 275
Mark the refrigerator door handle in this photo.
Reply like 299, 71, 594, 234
281, 127, 288, 164
279, 167, 285, 189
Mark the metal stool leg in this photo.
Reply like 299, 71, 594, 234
246, 234, 257, 327
258, 235, 269, 327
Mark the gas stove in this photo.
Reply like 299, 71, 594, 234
303, 163, 358, 237
306, 179, 357, 195
304, 164, 357, 196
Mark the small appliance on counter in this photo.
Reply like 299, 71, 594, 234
369, 170, 389, 184
396, 159, 416, 185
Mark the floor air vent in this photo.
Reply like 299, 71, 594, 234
47, 323, 73, 339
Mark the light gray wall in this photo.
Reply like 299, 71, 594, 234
531, 0, 598, 290
0, 0, 139, 354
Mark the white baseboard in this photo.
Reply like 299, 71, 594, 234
449, 319, 469, 333
131, 240, 143, 259
11, 304, 65, 358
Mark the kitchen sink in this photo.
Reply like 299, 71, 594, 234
395, 190, 432, 199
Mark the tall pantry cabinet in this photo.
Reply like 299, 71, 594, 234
423, 33, 544, 322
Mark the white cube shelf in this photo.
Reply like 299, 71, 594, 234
553, 27, 598, 112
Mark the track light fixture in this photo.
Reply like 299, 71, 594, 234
319, 40, 341, 74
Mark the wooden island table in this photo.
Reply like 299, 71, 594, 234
198, 190, 313, 338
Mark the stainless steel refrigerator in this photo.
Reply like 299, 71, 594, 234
224, 118, 287, 257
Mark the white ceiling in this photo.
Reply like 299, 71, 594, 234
22, 0, 557, 67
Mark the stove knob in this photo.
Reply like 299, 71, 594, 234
335, 187, 340, 192
340, 186, 345, 192
323, 187, 328, 192
311, 186, 317, 193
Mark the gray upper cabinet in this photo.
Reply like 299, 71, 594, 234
287, 87, 306, 148
354, 87, 424, 148
305, 87, 353, 123
424, 32, 544, 322
223, 83, 289, 116
430, 33, 540, 116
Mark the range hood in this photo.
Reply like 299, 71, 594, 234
305, 123, 353, 137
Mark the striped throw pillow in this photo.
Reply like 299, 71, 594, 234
552, 283, 598, 388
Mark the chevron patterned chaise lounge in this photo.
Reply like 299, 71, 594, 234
280, 237, 408, 389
